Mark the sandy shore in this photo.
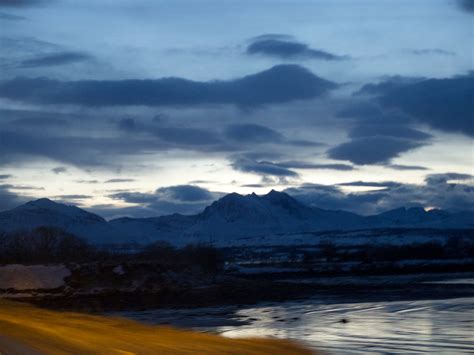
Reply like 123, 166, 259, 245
0, 300, 313, 354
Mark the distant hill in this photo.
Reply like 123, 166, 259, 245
0, 191, 472, 246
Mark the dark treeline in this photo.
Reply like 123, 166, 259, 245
311, 237, 474, 263
0, 227, 101, 264
1, 227, 473, 273
0, 227, 223, 275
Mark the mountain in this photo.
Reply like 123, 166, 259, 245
109, 214, 196, 244
186, 190, 366, 240
366, 207, 473, 229
0, 191, 472, 246
0, 198, 119, 244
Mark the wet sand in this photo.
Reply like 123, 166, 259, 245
0, 300, 313, 354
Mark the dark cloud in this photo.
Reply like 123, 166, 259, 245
388, 164, 429, 171
224, 124, 284, 143
54, 194, 90, 200
0, 174, 12, 179
0, 129, 165, 167
359, 73, 474, 136
0, 184, 27, 211
274, 161, 355, 171
248, 34, 294, 42
356, 76, 425, 96
224, 124, 322, 147
0, 12, 26, 20
5, 184, 43, 191
348, 124, 431, 141
338, 181, 401, 188
118, 118, 227, 148
424, 172, 473, 185
246, 36, 348, 61
336, 101, 416, 139
457, 0, 474, 13
286, 172, 474, 214
105, 178, 135, 183
0, 36, 60, 57
0, 0, 47, 6
8, 117, 70, 128
331, 99, 432, 165
0, 109, 73, 127
230, 156, 354, 178
285, 183, 386, 214
286, 139, 324, 147
155, 185, 215, 202
51, 166, 67, 174
152, 126, 222, 146
240, 183, 266, 188
407, 49, 455, 56
108, 185, 222, 217
15, 51, 91, 68
327, 136, 426, 165
0, 65, 337, 107
0, 120, 282, 168
117, 118, 141, 132
336, 102, 385, 119
75, 179, 99, 184
231, 158, 299, 177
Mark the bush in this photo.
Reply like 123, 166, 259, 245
0, 227, 99, 264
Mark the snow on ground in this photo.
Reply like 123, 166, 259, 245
0, 264, 70, 290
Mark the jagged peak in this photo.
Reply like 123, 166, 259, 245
265, 189, 286, 197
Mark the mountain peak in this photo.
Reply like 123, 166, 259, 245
24, 198, 60, 208
263, 189, 298, 202
15, 198, 105, 222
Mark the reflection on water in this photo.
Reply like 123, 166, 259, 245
119, 278, 474, 354
217, 297, 474, 354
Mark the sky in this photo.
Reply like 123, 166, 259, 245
0, 0, 473, 218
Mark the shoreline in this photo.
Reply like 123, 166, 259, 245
0, 299, 313, 354
5, 271, 474, 313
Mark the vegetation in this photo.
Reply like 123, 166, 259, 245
0, 227, 101, 264
0, 228, 223, 276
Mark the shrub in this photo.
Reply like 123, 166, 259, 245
0, 227, 98, 264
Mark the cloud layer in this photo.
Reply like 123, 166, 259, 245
286, 173, 474, 215
0, 65, 337, 107
15, 51, 91, 68
359, 73, 474, 137
246, 35, 348, 61
108, 185, 223, 217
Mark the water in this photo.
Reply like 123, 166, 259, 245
217, 297, 474, 354
118, 279, 474, 354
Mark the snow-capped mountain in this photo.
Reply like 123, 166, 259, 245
0, 198, 119, 244
366, 207, 473, 229
109, 214, 196, 244
187, 190, 365, 239
0, 191, 472, 246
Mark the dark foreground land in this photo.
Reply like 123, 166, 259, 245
5, 269, 474, 313
1, 227, 473, 312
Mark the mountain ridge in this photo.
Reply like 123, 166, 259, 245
0, 191, 472, 246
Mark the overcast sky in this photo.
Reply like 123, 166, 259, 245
0, 0, 473, 217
